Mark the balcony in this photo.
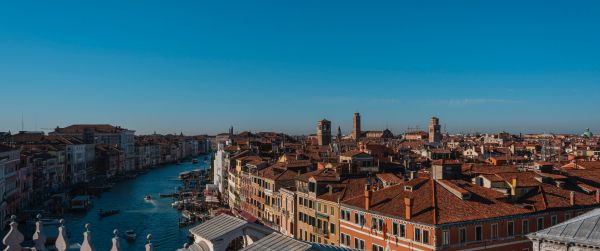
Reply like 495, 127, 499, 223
314, 226, 329, 238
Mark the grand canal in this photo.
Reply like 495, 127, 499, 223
64, 155, 210, 251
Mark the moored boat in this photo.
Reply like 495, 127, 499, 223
125, 230, 137, 241
98, 209, 120, 218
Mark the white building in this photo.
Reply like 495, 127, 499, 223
213, 143, 230, 195
0, 145, 20, 227
66, 144, 87, 184
52, 124, 135, 172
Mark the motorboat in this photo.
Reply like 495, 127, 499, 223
125, 230, 137, 241
192, 159, 199, 164
144, 195, 152, 201
98, 209, 120, 218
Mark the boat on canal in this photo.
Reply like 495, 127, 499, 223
125, 230, 137, 241
98, 209, 120, 218
70, 195, 92, 212
144, 195, 152, 201
192, 158, 199, 164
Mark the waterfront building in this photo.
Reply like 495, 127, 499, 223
0, 145, 21, 226
95, 144, 124, 178
279, 187, 297, 238
247, 161, 302, 230
295, 168, 342, 245
227, 151, 253, 210
52, 124, 136, 172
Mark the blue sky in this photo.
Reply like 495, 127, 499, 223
1, 1, 599, 135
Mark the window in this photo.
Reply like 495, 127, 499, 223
330, 223, 335, 234
354, 212, 359, 224
392, 222, 398, 236
359, 239, 365, 250
491, 223, 499, 239
423, 230, 429, 244
360, 214, 366, 226
372, 244, 384, 251
442, 230, 450, 245
340, 233, 346, 245
551, 215, 557, 226
415, 228, 421, 242
459, 228, 466, 244
354, 238, 359, 249
508, 221, 515, 237
537, 217, 544, 231
475, 225, 482, 241
345, 234, 350, 246
565, 213, 571, 220
400, 223, 406, 237
523, 220, 530, 234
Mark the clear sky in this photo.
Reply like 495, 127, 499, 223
1, 1, 599, 135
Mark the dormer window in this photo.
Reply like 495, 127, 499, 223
309, 182, 316, 193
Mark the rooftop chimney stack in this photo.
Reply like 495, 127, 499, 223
570, 191, 576, 206
404, 197, 413, 220
596, 190, 600, 204
511, 178, 518, 197
364, 184, 372, 210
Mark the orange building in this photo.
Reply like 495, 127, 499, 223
339, 162, 600, 251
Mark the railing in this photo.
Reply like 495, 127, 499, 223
1, 215, 155, 251
315, 227, 329, 237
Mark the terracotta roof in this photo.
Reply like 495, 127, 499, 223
376, 173, 403, 184
54, 124, 129, 133
342, 174, 599, 225
340, 150, 367, 158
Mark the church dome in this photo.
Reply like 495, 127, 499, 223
581, 128, 593, 138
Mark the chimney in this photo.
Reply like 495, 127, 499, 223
364, 184, 372, 210
570, 191, 575, 206
596, 190, 600, 204
404, 197, 413, 220
328, 185, 333, 195
511, 178, 518, 196
409, 171, 416, 180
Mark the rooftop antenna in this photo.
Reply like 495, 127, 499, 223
21, 112, 24, 131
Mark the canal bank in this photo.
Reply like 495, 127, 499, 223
63, 154, 211, 251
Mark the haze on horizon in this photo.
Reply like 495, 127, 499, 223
1, 1, 599, 136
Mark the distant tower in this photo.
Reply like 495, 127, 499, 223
337, 126, 342, 140
428, 117, 442, 144
352, 112, 361, 140
317, 119, 332, 146
229, 126, 234, 137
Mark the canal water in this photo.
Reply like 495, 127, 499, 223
64, 155, 210, 251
